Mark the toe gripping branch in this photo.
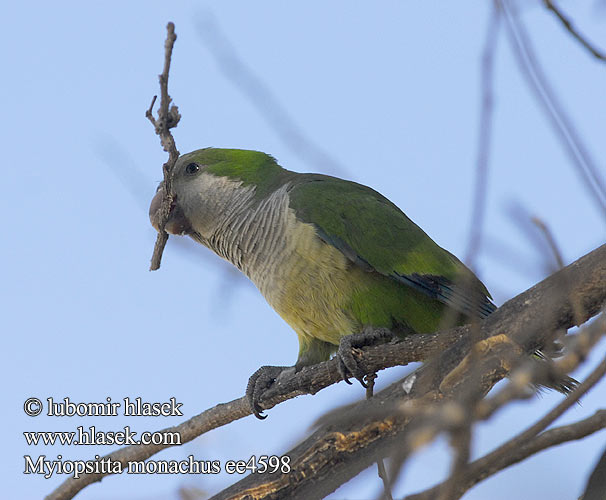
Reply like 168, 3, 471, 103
246, 365, 294, 420
337, 328, 394, 388
246, 328, 394, 419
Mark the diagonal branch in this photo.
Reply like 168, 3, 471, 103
542, 0, 606, 62
196, 15, 348, 177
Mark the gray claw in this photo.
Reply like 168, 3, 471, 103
337, 336, 367, 387
337, 353, 354, 385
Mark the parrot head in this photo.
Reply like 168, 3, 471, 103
149, 148, 283, 241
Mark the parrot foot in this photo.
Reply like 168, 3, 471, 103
337, 328, 394, 387
246, 365, 295, 419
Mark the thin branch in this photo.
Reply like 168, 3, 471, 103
406, 408, 606, 500
146, 22, 181, 271
196, 13, 348, 177
406, 360, 606, 500
465, 3, 501, 268
542, 0, 606, 62
507, 410, 606, 475
531, 216, 565, 269
459, 357, 606, 491
446, 8, 500, 497
500, 0, 606, 217
475, 314, 606, 422
367, 374, 394, 500
400, 314, 606, 493
437, 422, 472, 500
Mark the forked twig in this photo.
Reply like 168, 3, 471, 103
146, 22, 181, 271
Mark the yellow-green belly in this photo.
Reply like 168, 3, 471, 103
253, 213, 447, 363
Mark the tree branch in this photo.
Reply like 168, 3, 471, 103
209, 244, 606, 500
542, 0, 606, 62
500, 0, 606, 216
405, 362, 606, 500
45, 244, 606, 500
43, 328, 465, 500
465, 2, 500, 267
146, 22, 181, 271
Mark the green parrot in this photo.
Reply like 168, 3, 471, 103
149, 148, 568, 418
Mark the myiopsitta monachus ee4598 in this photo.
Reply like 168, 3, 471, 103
149, 148, 572, 418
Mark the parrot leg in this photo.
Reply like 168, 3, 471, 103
246, 339, 335, 419
246, 365, 295, 419
337, 328, 394, 387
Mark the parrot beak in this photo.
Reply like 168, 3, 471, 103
149, 187, 193, 235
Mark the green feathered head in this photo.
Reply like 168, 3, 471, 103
149, 148, 290, 239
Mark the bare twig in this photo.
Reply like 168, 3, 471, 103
465, 3, 501, 268
503, 410, 606, 470
437, 421, 472, 500
510, 205, 586, 324
196, 14, 348, 177
469, 359, 606, 476
146, 22, 181, 271
531, 216, 565, 269
405, 359, 606, 500
366, 374, 394, 500
500, 0, 606, 217
475, 313, 606, 421
443, 8, 501, 497
376, 461, 393, 500
542, 0, 606, 62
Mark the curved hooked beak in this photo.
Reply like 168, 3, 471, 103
149, 187, 193, 235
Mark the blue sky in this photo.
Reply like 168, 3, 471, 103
3, 1, 605, 499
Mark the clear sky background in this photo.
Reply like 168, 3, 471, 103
3, 1, 606, 499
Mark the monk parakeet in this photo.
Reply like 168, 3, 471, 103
149, 148, 567, 418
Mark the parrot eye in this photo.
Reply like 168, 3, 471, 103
185, 163, 200, 175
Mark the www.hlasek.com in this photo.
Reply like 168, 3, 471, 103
23, 396, 290, 479
24, 425, 180, 446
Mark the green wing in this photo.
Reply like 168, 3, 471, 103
288, 175, 495, 319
